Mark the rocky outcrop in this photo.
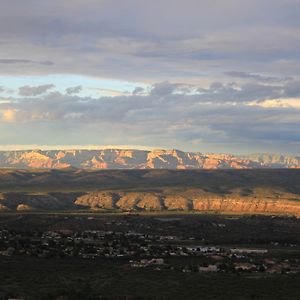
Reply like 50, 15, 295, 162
74, 188, 300, 216
16, 204, 33, 211
74, 192, 120, 210
1, 186, 300, 215
0, 192, 82, 211
0, 149, 299, 169
0, 204, 10, 211
164, 195, 192, 210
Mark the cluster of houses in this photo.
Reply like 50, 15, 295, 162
131, 254, 300, 275
181, 257, 300, 274
1, 228, 300, 275
0, 229, 184, 259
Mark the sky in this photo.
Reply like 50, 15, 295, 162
0, 0, 300, 155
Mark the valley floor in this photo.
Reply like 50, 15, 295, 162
1, 213, 300, 299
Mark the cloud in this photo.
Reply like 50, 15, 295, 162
65, 85, 82, 94
253, 98, 300, 108
132, 87, 144, 95
225, 71, 293, 83
19, 84, 55, 96
150, 82, 179, 96
284, 80, 300, 97
0, 1, 300, 154
0, 59, 34, 64
0, 1, 299, 82
0, 109, 17, 122
0, 59, 54, 65
1, 79, 299, 154
196, 81, 283, 102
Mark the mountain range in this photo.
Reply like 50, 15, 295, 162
0, 149, 299, 169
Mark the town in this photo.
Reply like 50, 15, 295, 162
1, 214, 300, 276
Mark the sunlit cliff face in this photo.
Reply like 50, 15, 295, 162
2, 188, 300, 216
0, 149, 299, 169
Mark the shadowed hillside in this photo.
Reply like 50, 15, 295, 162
0, 168, 300, 192
0, 169, 300, 215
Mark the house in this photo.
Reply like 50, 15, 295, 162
187, 246, 220, 254
198, 264, 218, 272
234, 262, 256, 271
230, 248, 268, 254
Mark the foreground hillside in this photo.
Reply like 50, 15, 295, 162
0, 149, 300, 169
0, 169, 300, 215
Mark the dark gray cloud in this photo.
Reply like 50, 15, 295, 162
65, 85, 82, 95
225, 71, 293, 83
149, 81, 194, 97
0, 59, 54, 65
19, 84, 55, 96
0, 1, 299, 81
150, 82, 178, 96
132, 87, 144, 95
196, 82, 274, 102
284, 80, 300, 97
0, 59, 33, 64
195, 79, 300, 102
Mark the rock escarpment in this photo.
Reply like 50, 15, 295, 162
1, 188, 300, 216
74, 188, 300, 216
0, 149, 299, 169
1, 169, 300, 216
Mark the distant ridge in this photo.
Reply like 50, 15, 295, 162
0, 148, 299, 169
0, 169, 300, 215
